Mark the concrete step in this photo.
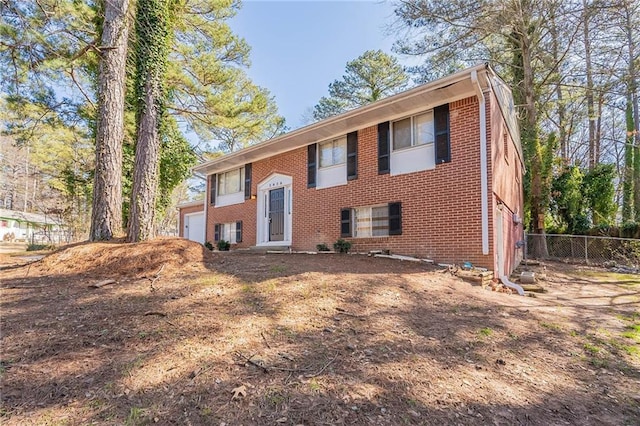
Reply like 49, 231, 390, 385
246, 245, 290, 253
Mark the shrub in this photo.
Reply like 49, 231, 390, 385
217, 239, 230, 251
333, 239, 351, 253
316, 243, 330, 252
204, 241, 214, 251
26, 243, 53, 251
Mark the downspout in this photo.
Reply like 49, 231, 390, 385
500, 275, 525, 296
196, 172, 208, 245
471, 70, 489, 255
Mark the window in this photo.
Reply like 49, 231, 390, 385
319, 137, 346, 167
217, 168, 244, 196
392, 111, 434, 150
342, 202, 401, 238
214, 221, 242, 243
354, 205, 389, 237
503, 129, 509, 164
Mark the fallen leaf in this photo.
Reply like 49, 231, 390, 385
232, 385, 247, 399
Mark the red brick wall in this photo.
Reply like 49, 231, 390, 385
489, 89, 525, 275
206, 95, 505, 269
178, 204, 204, 238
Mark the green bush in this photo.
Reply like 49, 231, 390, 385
316, 243, 330, 252
621, 221, 640, 239
333, 239, 351, 253
204, 241, 214, 250
26, 243, 53, 251
216, 239, 230, 251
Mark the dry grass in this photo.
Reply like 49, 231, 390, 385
1, 239, 639, 425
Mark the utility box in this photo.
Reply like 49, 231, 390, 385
520, 271, 536, 284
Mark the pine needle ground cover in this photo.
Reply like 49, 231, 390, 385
1, 240, 638, 425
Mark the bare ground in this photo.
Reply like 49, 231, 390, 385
0, 238, 639, 425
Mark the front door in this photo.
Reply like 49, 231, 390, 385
269, 188, 285, 241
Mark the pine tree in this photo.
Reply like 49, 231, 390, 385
90, 0, 130, 241
312, 50, 408, 121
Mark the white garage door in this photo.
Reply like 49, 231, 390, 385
184, 212, 205, 244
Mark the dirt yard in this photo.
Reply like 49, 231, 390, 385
1, 238, 639, 425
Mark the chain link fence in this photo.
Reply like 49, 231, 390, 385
526, 233, 640, 268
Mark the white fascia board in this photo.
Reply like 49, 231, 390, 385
193, 64, 490, 176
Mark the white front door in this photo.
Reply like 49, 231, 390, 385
256, 173, 292, 246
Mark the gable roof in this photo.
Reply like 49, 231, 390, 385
194, 63, 523, 175
0, 208, 60, 225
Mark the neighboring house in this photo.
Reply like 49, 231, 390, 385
182, 64, 525, 276
0, 208, 67, 243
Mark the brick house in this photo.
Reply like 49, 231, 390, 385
184, 64, 525, 276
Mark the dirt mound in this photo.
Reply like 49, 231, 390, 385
31, 237, 213, 279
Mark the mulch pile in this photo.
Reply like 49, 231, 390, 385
23, 237, 214, 279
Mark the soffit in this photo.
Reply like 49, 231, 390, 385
194, 65, 488, 175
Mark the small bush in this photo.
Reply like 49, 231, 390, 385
204, 241, 214, 251
316, 243, 330, 252
26, 243, 53, 251
217, 239, 230, 251
333, 239, 351, 253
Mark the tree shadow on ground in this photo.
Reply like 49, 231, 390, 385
1, 252, 639, 425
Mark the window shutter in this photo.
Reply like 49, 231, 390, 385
235, 220, 242, 243
347, 131, 358, 180
244, 163, 252, 200
378, 122, 390, 174
209, 174, 216, 206
307, 144, 317, 188
388, 202, 402, 235
214, 223, 220, 241
434, 104, 451, 164
340, 208, 352, 237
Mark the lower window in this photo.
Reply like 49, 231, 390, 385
354, 205, 389, 237
214, 221, 243, 243
220, 223, 237, 244
341, 202, 402, 238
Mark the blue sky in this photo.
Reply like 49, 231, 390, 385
229, 0, 401, 129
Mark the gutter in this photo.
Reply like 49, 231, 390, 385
471, 69, 490, 256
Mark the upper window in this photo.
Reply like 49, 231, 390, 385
217, 168, 244, 196
319, 137, 346, 168
392, 111, 434, 150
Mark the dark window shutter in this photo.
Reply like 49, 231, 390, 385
235, 220, 242, 243
307, 144, 317, 188
388, 202, 402, 235
214, 223, 220, 241
347, 131, 358, 180
244, 163, 252, 200
434, 104, 451, 164
340, 208, 352, 237
378, 122, 390, 174
209, 174, 216, 206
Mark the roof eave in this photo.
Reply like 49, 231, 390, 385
193, 64, 491, 175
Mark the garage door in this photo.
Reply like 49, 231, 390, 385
184, 212, 205, 244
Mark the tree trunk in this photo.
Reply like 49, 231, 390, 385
550, 9, 567, 159
623, 98, 635, 222
627, 2, 640, 222
127, 80, 161, 242
583, 0, 597, 169
126, 0, 173, 242
512, 18, 549, 257
90, 0, 129, 241
622, 0, 639, 222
